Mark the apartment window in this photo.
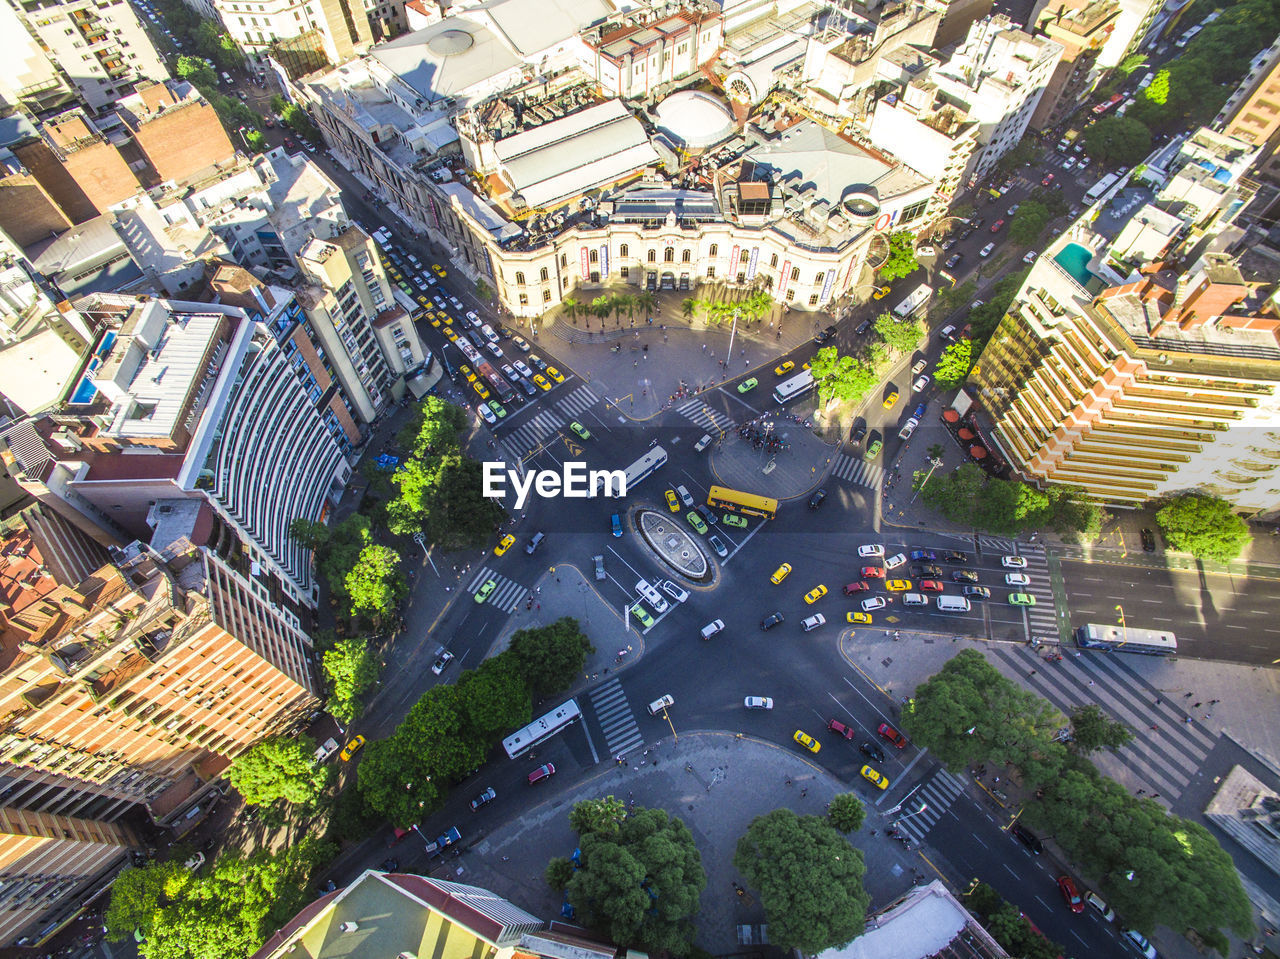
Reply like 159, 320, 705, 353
518, 293, 529, 305
815, 272, 825, 284
808, 294, 819, 306
647, 250, 656, 262
589, 249, 598, 263
790, 267, 800, 281
543, 290, 552, 302
681, 249, 691, 262
663, 247, 674, 262
560, 253, 567, 267
786, 288, 795, 299
515, 271, 525, 284
770, 254, 778, 268
619, 243, 628, 257
901, 199, 928, 222
709, 243, 718, 256
539, 266, 548, 281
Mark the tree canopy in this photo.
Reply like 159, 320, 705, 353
809, 346, 878, 407
562, 804, 706, 955
1069, 704, 1132, 753
878, 230, 920, 282
873, 311, 924, 356
734, 809, 869, 954
1008, 200, 1054, 245
322, 638, 380, 724
507, 617, 595, 698
1082, 116, 1153, 166
827, 793, 866, 833
932, 339, 973, 389
1155, 493, 1250, 563
227, 735, 331, 808
919, 463, 1101, 540
345, 543, 406, 617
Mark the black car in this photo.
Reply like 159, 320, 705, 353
380, 858, 399, 872
943, 550, 969, 564
469, 787, 496, 811
962, 585, 992, 599
859, 741, 886, 763
760, 611, 785, 631
696, 504, 718, 526
813, 324, 838, 344
1010, 822, 1043, 855
952, 569, 979, 584
1140, 527, 1156, 552
855, 318, 872, 334
911, 564, 944, 579
851, 424, 867, 445
517, 378, 536, 397
808, 488, 827, 510
944, 253, 963, 269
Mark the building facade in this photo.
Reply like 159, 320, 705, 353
1030, 0, 1119, 131
1214, 34, 1280, 184
195, 0, 374, 66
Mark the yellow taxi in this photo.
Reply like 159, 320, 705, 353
472, 380, 490, 399
431, 263, 447, 277
883, 390, 900, 408
774, 360, 795, 376
546, 366, 566, 384
444, 328, 460, 343
665, 489, 680, 512
804, 584, 828, 604
459, 364, 476, 382
794, 730, 821, 754
494, 534, 515, 556
340, 735, 366, 761
771, 563, 792, 584
885, 579, 912, 591
860, 765, 890, 789
533, 374, 552, 391
417, 294, 430, 306
428, 312, 442, 328
848, 611, 873, 624
873, 285, 891, 299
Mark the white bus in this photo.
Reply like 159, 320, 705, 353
1083, 171, 1124, 205
893, 284, 932, 319
502, 699, 582, 759
773, 369, 815, 404
1075, 623, 1178, 657
595, 445, 668, 495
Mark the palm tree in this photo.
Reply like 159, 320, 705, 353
681, 297, 697, 321
613, 293, 632, 326
633, 289, 656, 320
562, 296, 580, 323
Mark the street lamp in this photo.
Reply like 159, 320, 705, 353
892, 803, 930, 830
909, 454, 945, 504
1115, 604, 1129, 650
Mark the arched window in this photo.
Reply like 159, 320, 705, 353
770, 254, 778, 268
515, 271, 525, 285
589, 249, 598, 263
560, 254, 567, 267
739, 249, 749, 263
647, 249, 657, 263
540, 266, 549, 281
790, 267, 800, 281
664, 247, 674, 262
620, 243, 629, 257
681, 249, 691, 262
815, 271, 825, 284
709, 243, 718, 257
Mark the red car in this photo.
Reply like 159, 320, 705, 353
990, 219, 1005, 232
878, 722, 907, 748
1041, 173, 1055, 186
843, 581, 870, 594
827, 719, 855, 739
1057, 876, 1085, 913
920, 579, 944, 592
527, 763, 556, 785
862, 566, 885, 579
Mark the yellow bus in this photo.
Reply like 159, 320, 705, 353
707, 485, 778, 520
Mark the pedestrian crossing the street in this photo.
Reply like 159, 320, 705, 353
500, 409, 564, 460
892, 769, 966, 843
587, 678, 644, 760
556, 385, 600, 420
465, 566, 529, 612
830, 452, 886, 491
677, 399, 734, 434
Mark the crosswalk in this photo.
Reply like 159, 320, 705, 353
830, 452, 886, 491
556, 384, 600, 420
891, 769, 966, 843
465, 566, 528, 612
1007, 545, 1057, 640
587, 678, 644, 760
498, 385, 601, 462
677, 399, 734, 434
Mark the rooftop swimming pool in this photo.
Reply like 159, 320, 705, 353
68, 330, 116, 405
1054, 242, 1094, 286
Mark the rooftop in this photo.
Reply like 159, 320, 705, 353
819, 880, 1009, 959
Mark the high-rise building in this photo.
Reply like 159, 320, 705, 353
1, 293, 352, 615
1029, 0, 1119, 131
5, 0, 169, 113
0, 1, 77, 114
932, 16, 1063, 185
0, 534, 319, 944
187, 0, 374, 67
1214, 34, 1280, 184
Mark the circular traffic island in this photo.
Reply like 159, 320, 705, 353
636, 509, 711, 583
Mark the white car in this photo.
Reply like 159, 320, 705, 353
659, 580, 689, 603
885, 552, 907, 570
911, 358, 928, 375
862, 596, 888, 612
745, 696, 774, 710
513, 360, 533, 378
912, 374, 931, 393
980, 242, 995, 257
1005, 572, 1031, 586
485, 342, 503, 359
431, 650, 455, 675
858, 544, 884, 558
1023, 251, 1038, 264
501, 364, 518, 380
1124, 930, 1157, 959
466, 310, 480, 326
898, 417, 918, 440
477, 404, 496, 425
449, 296, 464, 310
801, 613, 826, 632
1001, 555, 1028, 569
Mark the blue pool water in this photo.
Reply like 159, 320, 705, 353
68, 330, 117, 405
1054, 243, 1094, 286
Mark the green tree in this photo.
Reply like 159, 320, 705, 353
1118, 52, 1148, 76
227, 735, 331, 807
878, 230, 920, 282
420, 453, 505, 548
1082, 116, 1153, 166
345, 543, 406, 617
827, 793, 866, 832
455, 655, 531, 739
322, 638, 380, 724
996, 137, 1039, 173
403, 394, 465, 456
968, 268, 1029, 349
507, 617, 595, 697
933, 338, 973, 388
872, 311, 924, 356
280, 103, 321, 144
1145, 67, 1171, 104
1156, 493, 1250, 562
1008, 200, 1053, 245
568, 796, 627, 836
808, 346, 878, 406
1068, 704, 1132, 753
475, 278, 493, 301
680, 297, 697, 320
565, 806, 706, 955
315, 513, 371, 607
287, 517, 329, 551
901, 649, 1068, 785
545, 857, 575, 890
174, 55, 217, 88
1047, 486, 1104, 543
734, 810, 869, 954
105, 862, 188, 941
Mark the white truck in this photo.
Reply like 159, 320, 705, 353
313, 737, 339, 763
892, 284, 931, 320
